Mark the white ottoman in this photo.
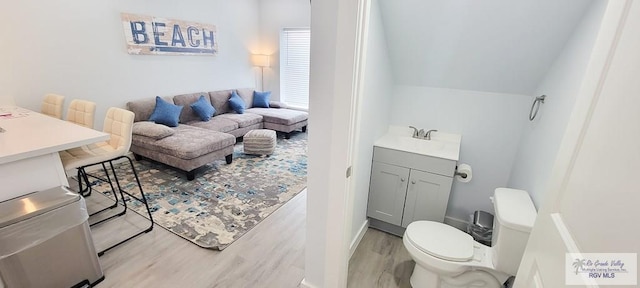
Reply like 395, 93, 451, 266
244, 129, 277, 155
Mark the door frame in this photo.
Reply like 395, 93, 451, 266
302, 0, 370, 287
515, 1, 633, 286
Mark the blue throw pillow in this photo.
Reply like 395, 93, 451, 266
229, 91, 245, 114
190, 95, 216, 121
252, 91, 271, 108
149, 96, 183, 127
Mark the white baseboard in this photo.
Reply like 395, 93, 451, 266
349, 219, 369, 259
301, 220, 367, 288
444, 216, 469, 232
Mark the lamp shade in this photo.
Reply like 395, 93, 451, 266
251, 54, 270, 67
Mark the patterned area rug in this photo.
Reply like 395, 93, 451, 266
89, 132, 307, 250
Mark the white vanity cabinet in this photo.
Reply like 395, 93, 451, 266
367, 161, 410, 226
367, 146, 456, 234
400, 168, 453, 226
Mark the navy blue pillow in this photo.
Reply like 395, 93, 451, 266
252, 91, 271, 108
149, 96, 183, 127
229, 91, 245, 114
190, 95, 216, 121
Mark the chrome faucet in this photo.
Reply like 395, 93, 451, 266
409, 126, 437, 140
409, 126, 419, 138
425, 129, 438, 140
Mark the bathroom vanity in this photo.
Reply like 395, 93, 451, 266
367, 127, 461, 236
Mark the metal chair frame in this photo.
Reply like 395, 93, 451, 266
78, 155, 154, 256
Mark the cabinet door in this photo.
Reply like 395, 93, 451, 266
367, 161, 410, 226
401, 169, 453, 227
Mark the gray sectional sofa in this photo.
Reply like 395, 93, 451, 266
126, 88, 308, 180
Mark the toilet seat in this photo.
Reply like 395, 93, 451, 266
405, 221, 474, 262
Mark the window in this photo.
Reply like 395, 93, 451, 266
280, 28, 310, 109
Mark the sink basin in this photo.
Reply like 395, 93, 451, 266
374, 126, 461, 161
394, 136, 445, 151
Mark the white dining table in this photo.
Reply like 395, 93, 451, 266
0, 106, 109, 202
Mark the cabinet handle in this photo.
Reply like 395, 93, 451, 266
401, 178, 405, 182
411, 180, 416, 184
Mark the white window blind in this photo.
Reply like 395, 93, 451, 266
280, 28, 310, 109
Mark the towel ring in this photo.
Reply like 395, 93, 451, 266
529, 95, 546, 121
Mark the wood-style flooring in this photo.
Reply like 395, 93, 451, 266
82, 184, 306, 288
347, 228, 414, 288
78, 178, 413, 288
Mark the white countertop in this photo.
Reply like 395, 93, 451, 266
374, 126, 461, 161
0, 106, 109, 165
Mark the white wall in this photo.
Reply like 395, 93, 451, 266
508, 0, 607, 207
3, 0, 259, 129
516, 2, 640, 285
378, 0, 594, 95
305, 0, 362, 286
350, 0, 393, 243
258, 0, 311, 100
389, 86, 530, 220
0, 10, 14, 104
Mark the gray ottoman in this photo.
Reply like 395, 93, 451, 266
244, 129, 277, 155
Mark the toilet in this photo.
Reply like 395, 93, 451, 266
403, 188, 537, 288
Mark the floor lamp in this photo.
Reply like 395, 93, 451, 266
251, 54, 270, 91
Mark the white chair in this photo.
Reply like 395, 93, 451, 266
41, 93, 65, 119
60, 107, 154, 256
61, 99, 96, 196
66, 99, 96, 128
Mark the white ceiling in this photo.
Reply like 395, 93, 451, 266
378, 0, 595, 95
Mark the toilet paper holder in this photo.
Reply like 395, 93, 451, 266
454, 167, 468, 179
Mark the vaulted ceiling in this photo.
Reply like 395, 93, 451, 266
378, 0, 595, 95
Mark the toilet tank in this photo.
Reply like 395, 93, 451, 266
490, 188, 537, 276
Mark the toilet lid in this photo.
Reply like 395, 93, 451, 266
406, 221, 474, 262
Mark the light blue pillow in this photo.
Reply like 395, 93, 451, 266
252, 91, 271, 108
190, 95, 216, 121
149, 96, 183, 127
229, 91, 245, 114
